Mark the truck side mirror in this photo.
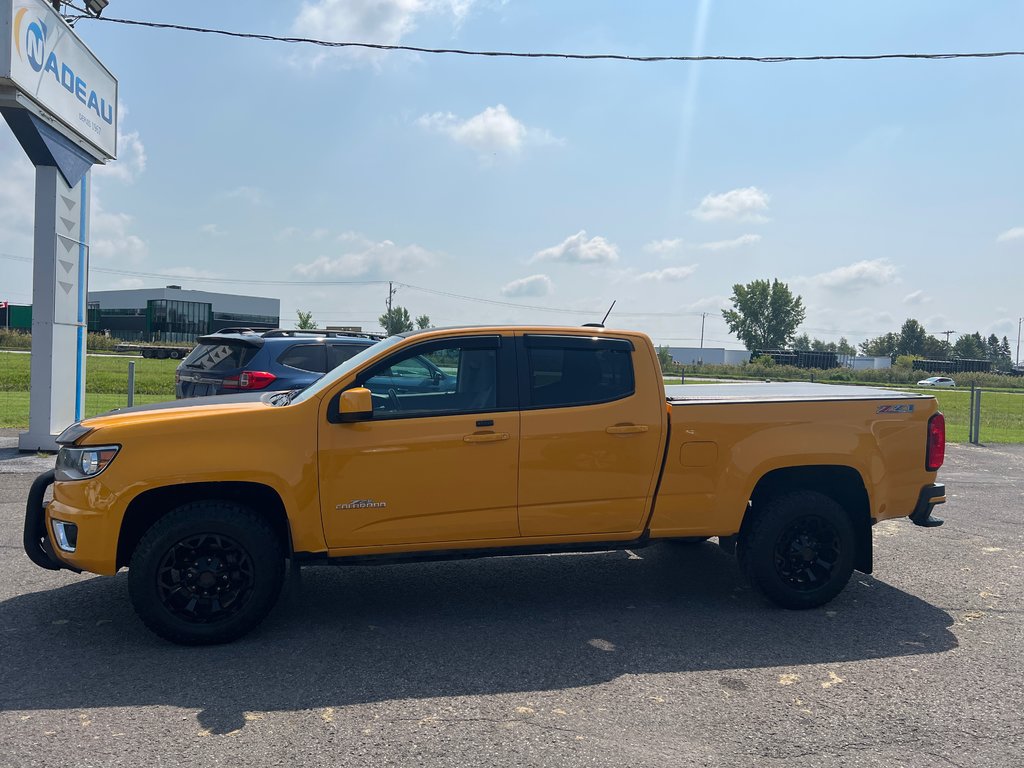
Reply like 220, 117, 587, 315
337, 387, 374, 422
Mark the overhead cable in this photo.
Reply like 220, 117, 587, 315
63, 10, 1024, 65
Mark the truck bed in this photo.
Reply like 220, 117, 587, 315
665, 381, 928, 404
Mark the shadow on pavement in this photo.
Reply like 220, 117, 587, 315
0, 541, 956, 733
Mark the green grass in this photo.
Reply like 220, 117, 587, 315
0, 351, 178, 394
927, 389, 1024, 443
0, 351, 177, 427
0, 391, 174, 427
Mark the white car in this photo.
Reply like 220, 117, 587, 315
916, 376, 956, 388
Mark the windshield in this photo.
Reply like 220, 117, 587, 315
289, 335, 405, 405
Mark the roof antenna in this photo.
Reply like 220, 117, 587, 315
583, 300, 616, 328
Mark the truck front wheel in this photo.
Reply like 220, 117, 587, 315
127, 501, 285, 645
738, 490, 855, 610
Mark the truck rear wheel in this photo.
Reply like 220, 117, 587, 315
127, 501, 284, 645
739, 490, 855, 610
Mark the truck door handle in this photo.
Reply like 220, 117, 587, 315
463, 432, 511, 443
606, 424, 649, 434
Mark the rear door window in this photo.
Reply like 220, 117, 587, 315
524, 336, 635, 408
181, 342, 259, 371
278, 344, 327, 373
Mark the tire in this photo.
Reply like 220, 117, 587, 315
128, 501, 285, 645
738, 490, 855, 610
169, 350, 180, 360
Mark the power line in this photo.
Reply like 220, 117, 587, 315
63, 10, 1024, 65
0, 253, 716, 318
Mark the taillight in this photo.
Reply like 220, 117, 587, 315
222, 371, 277, 390
926, 412, 945, 471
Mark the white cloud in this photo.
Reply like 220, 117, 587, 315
0, 138, 34, 250
110, 277, 145, 290
500, 274, 552, 297
996, 227, 1024, 243
157, 266, 223, 280
93, 105, 146, 184
903, 289, 930, 305
681, 295, 729, 313
91, 201, 149, 264
644, 234, 760, 255
293, 234, 438, 278
224, 186, 266, 205
698, 234, 761, 251
0, 118, 149, 267
691, 186, 770, 222
417, 104, 561, 159
201, 223, 225, 237
634, 265, 698, 282
644, 238, 685, 255
531, 231, 619, 265
291, 0, 477, 67
278, 226, 332, 241
809, 259, 898, 290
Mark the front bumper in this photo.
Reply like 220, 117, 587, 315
909, 483, 946, 528
23, 470, 80, 572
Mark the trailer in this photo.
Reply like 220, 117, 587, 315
114, 342, 193, 360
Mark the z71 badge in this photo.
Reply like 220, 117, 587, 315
877, 404, 915, 414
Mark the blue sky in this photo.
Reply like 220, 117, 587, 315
2, 0, 1023, 349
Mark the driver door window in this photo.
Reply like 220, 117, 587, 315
358, 341, 498, 417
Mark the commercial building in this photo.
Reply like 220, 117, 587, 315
87, 286, 280, 342
667, 347, 751, 366
2, 287, 280, 342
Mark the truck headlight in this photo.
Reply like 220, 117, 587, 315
55, 445, 120, 481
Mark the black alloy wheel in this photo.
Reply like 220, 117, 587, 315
772, 516, 841, 592
155, 532, 256, 623
128, 501, 284, 645
738, 490, 856, 609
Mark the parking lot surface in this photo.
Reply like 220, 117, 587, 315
1, 435, 1021, 767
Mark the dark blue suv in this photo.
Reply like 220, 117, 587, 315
174, 329, 380, 399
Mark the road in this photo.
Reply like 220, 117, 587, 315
0, 435, 1021, 767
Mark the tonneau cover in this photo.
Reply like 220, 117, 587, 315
666, 381, 929, 404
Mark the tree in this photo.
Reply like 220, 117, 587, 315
859, 332, 899, 357
896, 319, 929, 356
379, 305, 414, 335
952, 332, 986, 360
295, 310, 317, 330
836, 337, 857, 356
721, 279, 806, 351
656, 345, 673, 372
793, 333, 812, 351
415, 314, 432, 330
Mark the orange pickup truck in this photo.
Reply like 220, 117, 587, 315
25, 325, 946, 644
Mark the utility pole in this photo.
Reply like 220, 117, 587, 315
699, 312, 707, 350
386, 281, 396, 316
941, 330, 956, 345
1017, 317, 1022, 367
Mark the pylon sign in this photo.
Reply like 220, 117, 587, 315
1, 0, 117, 450
1, 0, 116, 158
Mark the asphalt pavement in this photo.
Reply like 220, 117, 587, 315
0, 435, 1021, 767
